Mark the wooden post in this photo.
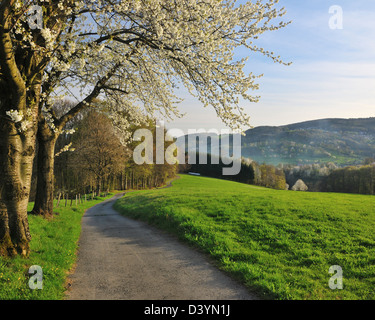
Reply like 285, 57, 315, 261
75, 194, 78, 206
56, 193, 61, 207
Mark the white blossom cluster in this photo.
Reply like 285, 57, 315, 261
5, 109, 32, 133
63, 128, 76, 135
55, 142, 75, 157
6, 109, 23, 123
7, 0, 290, 138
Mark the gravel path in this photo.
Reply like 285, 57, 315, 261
65, 193, 257, 300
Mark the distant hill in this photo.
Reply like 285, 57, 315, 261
176, 118, 375, 166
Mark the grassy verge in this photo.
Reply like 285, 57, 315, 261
114, 174, 375, 300
0, 193, 115, 300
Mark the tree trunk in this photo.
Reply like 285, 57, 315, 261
0, 201, 14, 257
125, 174, 128, 190
97, 177, 101, 197
0, 0, 48, 257
32, 122, 57, 216
0, 122, 35, 257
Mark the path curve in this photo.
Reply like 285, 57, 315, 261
66, 193, 257, 300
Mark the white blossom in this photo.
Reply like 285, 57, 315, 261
55, 142, 75, 157
6, 0, 290, 137
63, 128, 76, 135
6, 110, 23, 123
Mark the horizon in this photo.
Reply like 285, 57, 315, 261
167, 115, 375, 137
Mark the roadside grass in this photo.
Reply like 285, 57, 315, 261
114, 174, 375, 300
0, 193, 115, 300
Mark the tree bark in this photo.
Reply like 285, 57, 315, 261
0, 201, 14, 257
97, 176, 101, 197
0, 121, 34, 257
32, 121, 57, 216
0, 0, 44, 257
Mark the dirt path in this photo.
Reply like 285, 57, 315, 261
65, 193, 257, 300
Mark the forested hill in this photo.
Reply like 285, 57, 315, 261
177, 118, 375, 166
241, 118, 375, 165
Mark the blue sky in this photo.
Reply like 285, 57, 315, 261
166, 0, 375, 135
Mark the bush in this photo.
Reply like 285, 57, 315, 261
292, 179, 308, 191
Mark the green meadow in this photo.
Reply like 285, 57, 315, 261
0, 194, 114, 300
114, 174, 375, 300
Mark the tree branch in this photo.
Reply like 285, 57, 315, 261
0, 1, 26, 110
57, 63, 120, 129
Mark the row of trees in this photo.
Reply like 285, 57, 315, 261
185, 155, 287, 190
280, 161, 375, 194
184, 154, 255, 184
186, 155, 375, 194
281, 162, 338, 191
322, 164, 375, 195
31, 110, 178, 201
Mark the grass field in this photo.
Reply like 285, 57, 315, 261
114, 174, 375, 300
0, 194, 115, 300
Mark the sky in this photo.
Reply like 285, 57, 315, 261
164, 0, 375, 136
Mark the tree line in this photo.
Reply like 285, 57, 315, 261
281, 160, 375, 195
184, 155, 288, 190
185, 154, 375, 195
322, 164, 375, 195
30, 110, 178, 203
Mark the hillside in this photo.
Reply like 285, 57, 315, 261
176, 118, 375, 166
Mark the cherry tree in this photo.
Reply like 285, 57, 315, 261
0, 0, 74, 257
0, 0, 289, 257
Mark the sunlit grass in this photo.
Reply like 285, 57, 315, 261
114, 174, 375, 300
0, 194, 114, 300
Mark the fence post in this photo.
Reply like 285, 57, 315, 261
56, 193, 61, 208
